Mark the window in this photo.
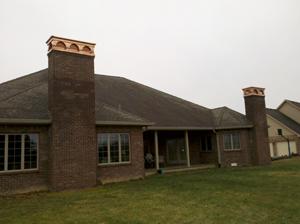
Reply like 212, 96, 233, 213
0, 134, 38, 172
201, 136, 212, 151
98, 133, 130, 164
223, 134, 241, 150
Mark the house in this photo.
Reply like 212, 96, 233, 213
0, 36, 271, 195
266, 100, 300, 157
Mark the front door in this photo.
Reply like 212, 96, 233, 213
167, 139, 186, 165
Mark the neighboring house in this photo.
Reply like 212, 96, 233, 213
0, 36, 271, 195
266, 100, 300, 157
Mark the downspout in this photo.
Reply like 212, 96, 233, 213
213, 129, 221, 167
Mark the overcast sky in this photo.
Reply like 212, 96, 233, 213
0, 0, 299, 114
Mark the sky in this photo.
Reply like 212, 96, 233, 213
0, 0, 299, 114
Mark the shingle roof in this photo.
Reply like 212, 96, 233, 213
212, 107, 253, 128
0, 70, 49, 120
94, 75, 215, 128
287, 100, 300, 109
266, 108, 300, 135
0, 69, 252, 129
95, 101, 150, 123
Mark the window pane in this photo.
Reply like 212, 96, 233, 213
98, 134, 108, 164
232, 134, 240, 149
201, 137, 206, 151
8, 135, 22, 171
0, 135, 4, 171
110, 134, 119, 163
207, 136, 212, 151
223, 135, 232, 150
121, 134, 130, 162
24, 134, 38, 169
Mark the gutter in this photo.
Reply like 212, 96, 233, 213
0, 119, 51, 125
95, 121, 155, 126
147, 125, 253, 131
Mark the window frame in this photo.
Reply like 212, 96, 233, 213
223, 134, 241, 151
98, 133, 131, 165
200, 136, 212, 151
0, 133, 39, 173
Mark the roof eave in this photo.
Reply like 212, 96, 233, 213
147, 125, 253, 131
0, 119, 52, 125
95, 121, 155, 126
215, 125, 254, 130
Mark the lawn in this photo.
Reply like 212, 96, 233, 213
1, 157, 300, 224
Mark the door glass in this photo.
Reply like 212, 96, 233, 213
178, 139, 186, 161
167, 140, 177, 163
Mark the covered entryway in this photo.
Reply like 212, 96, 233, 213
143, 130, 219, 171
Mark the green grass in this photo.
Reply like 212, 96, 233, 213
1, 157, 300, 224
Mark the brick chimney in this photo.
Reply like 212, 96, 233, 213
243, 87, 271, 166
46, 36, 97, 191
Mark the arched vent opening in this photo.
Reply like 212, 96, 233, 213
56, 41, 66, 49
83, 46, 91, 52
70, 44, 79, 51
48, 43, 53, 51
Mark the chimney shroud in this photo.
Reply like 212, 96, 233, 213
46, 36, 97, 191
243, 87, 271, 166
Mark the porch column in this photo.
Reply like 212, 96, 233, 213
185, 131, 191, 167
154, 131, 159, 170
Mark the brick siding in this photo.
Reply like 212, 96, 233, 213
48, 50, 97, 191
245, 95, 271, 166
217, 129, 251, 168
0, 125, 49, 195
96, 126, 145, 184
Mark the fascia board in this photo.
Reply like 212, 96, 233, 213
0, 119, 51, 125
95, 121, 155, 126
147, 126, 253, 131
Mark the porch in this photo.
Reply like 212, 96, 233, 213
143, 130, 219, 172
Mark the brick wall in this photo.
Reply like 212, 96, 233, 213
0, 125, 49, 195
218, 129, 251, 168
48, 50, 97, 191
245, 95, 271, 166
188, 131, 218, 165
96, 126, 145, 184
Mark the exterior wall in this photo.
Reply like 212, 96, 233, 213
48, 50, 97, 191
267, 116, 295, 136
218, 129, 251, 168
245, 95, 271, 166
96, 126, 145, 184
0, 125, 49, 195
278, 102, 300, 124
188, 131, 218, 165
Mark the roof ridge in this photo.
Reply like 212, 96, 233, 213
225, 106, 246, 125
0, 82, 48, 103
216, 107, 226, 127
95, 101, 150, 122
